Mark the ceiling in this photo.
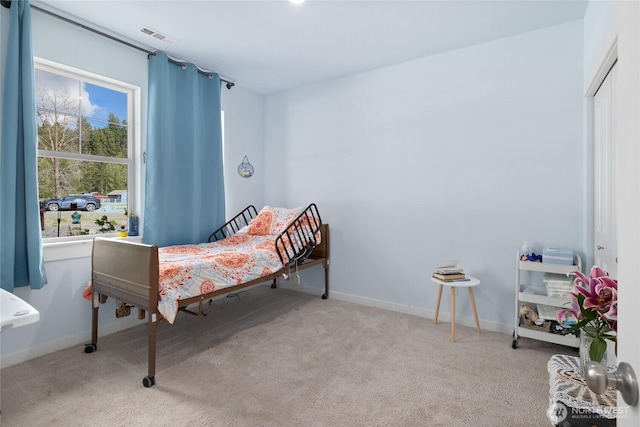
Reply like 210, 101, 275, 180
33, 0, 588, 95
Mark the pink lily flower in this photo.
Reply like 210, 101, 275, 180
575, 269, 617, 313
556, 290, 581, 324
555, 265, 618, 361
565, 266, 618, 332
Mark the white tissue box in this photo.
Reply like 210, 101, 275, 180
542, 247, 574, 265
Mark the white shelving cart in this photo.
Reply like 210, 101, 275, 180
512, 252, 582, 349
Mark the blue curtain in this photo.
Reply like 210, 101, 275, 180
0, 0, 47, 291
143, 51, 225, 247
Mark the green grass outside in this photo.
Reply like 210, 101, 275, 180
41, 211, 128, 238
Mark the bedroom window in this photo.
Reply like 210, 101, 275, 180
35, 60, 136, 240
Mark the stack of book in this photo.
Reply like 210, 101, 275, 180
432, 266, 467, 282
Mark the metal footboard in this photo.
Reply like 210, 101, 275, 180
275, 203, 322, 267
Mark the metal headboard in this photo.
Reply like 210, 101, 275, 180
208, 205, 258, 242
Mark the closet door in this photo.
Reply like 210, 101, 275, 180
593, 65, 617, 278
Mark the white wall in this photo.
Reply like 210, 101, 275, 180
0, 5, 265, 366
264, 20, 585, 330
222, 87, 265, 217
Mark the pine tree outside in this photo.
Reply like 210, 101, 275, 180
35, 63, 133, 239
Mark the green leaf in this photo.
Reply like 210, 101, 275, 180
577, 292, 585, 307
590, 337, 607, 362
567, 318, 590, 332
583, 308, 597, 322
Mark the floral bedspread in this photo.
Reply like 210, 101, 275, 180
157, 233, 284, 323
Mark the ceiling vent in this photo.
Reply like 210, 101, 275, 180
140, 26, 177, 44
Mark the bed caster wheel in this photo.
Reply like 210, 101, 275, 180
321, 293, 328, 299
84, 344, 97, 353
142, 376, 156, 388
271, 283, 277, 289
512, 340, 518, 349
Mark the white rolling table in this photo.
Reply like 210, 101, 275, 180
431, 275, 481, 342
0, 288, 40, 331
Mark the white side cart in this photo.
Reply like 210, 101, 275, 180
512, 252, 582, 349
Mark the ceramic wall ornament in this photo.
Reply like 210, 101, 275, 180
237, 155, 254, 178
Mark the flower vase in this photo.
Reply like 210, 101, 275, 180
579, 333, 607, 375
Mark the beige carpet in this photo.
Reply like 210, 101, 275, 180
0, 285, 573, 426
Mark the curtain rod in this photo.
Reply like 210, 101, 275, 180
1, 1, 235, 89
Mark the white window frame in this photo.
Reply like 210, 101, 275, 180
35, 58, 142, 260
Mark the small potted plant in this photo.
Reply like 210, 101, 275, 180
119, 225, 128, 238
95, 215, 116, 233
556, 266, 617, 373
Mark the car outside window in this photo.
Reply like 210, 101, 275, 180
35, 60, 136, 239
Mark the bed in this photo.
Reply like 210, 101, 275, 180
85, 203, 329, 387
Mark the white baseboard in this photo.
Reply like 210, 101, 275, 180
0, 316, 141, 369
278, 282, 513, 336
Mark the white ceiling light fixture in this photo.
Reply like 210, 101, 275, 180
289, 0, 305, 4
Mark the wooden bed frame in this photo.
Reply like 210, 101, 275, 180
85, 205, 329, 387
